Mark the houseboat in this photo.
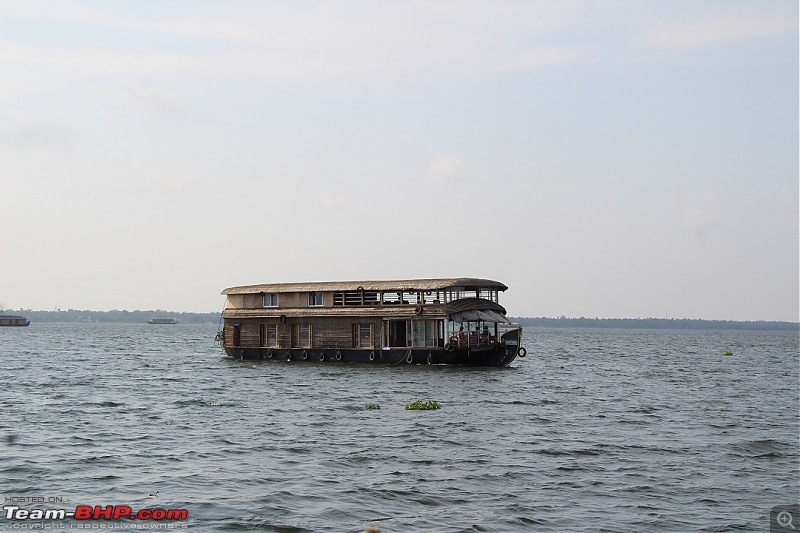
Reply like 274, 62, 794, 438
218, 278, 525, 367
0, 314, 30, 326
148, 318, 178, 324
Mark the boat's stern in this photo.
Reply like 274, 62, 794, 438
500, 323, 526, 359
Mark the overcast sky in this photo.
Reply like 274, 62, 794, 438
0, 1, 797, 321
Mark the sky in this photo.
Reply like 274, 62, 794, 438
0, 0, 797, 321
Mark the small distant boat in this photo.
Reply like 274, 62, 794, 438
0, 314, 30, 327
148, 318, 178, 325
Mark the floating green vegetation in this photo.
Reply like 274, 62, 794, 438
366, 403, 381, 410
722, 350, 733, 356
405, 400, 441, 411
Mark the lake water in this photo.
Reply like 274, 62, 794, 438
1, 323, 797, 532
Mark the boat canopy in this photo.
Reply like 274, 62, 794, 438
449, 310, 509, 323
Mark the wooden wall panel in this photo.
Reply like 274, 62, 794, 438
224, 317, 382, 349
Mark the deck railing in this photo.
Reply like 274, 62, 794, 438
447, 331, 496, 349
332, 288, 497, 306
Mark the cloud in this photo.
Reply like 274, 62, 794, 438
127, 83, 189, 119
644, 13, 796, 51
672, 194, 715, 242
323, 194, 348, 208
0, 115, 73, 149
487, 45, 589, 73
0, 2, 593, 97
428, 155, 464, 185
2, 2, 794, 101
0, 42, 205, 79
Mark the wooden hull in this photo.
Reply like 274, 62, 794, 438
223, 345, 520, 367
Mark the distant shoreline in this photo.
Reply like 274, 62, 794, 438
3, 309, 797, 331
2, 309, 221, 325
513, 316, 798, 332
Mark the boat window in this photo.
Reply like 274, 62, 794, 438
363, 290, 379, 305
334, 290, 380, 306
381, 291, 400, 305
353, 323, 373, 348
345, 291, 361, 305
425, 320, 436, 347
262, 292, 278, 307
308, 292, 324, 307
292, 324, 312, 347
411, 319, 440, 347
449, 288, 466, 302
412, 321, 423, 347
232, 324, 241, 347
422, 291, 442, 305
477, 287, 496, 301
260, 324, 279, 347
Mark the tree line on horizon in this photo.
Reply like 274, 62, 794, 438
3, 309, 797, 331
3, 309, 220, 324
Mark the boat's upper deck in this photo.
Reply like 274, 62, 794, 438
222, 278, 507, 313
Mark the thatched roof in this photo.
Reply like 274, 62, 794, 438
221, 277, 507, 295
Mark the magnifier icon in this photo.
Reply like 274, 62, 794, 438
778, 511, 796, 529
